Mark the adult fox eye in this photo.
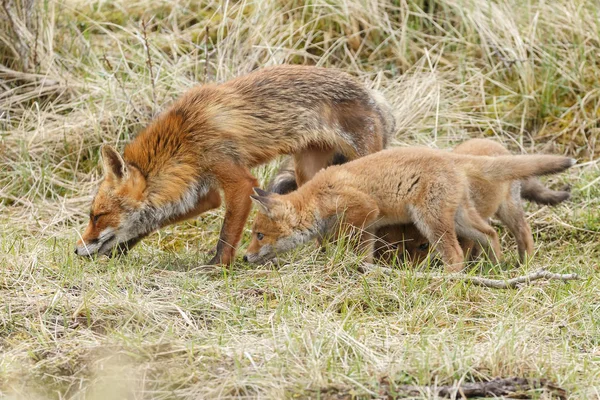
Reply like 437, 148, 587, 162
257, 233, 264, 240
418, 243, 429, 251
92, 213, 106, 224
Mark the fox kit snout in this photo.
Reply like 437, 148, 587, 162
245, 188, 332, 264
246, 147, 574, 272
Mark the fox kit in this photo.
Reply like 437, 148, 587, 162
74, 65, 395, 264
373, 139, 572, 265
245, 147, 574, 272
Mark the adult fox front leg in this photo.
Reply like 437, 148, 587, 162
74, 65, 395, 265
209, 163, 259, 265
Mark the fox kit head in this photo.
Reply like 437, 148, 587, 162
245, 188, 319, 264
377, 224, 431, 264
75, 145, 148, 257
398, 224, 431, 263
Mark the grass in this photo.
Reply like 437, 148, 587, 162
1, 0, 600, 398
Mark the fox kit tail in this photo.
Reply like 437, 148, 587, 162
520, 177, 571, 205
459, 154, 575, 182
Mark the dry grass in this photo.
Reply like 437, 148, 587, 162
1, 0, 599, 398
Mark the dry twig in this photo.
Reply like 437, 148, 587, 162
141, 18, 157, 112
204, 26, 210, 83
359, 264, 580, 289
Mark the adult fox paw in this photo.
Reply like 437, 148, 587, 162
207, 252, 234, 266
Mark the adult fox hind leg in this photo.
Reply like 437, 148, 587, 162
274, 99, 391, 191
209, 163, 259, 265
293, 104, 389, 187
293, 146, 337, 187
496, 183, 534, 264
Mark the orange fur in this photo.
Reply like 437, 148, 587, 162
75, 65, 395, 263
245, 146, 574, 272
373, 139, 572, 265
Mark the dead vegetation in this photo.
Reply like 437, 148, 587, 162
1, 0, 599, 398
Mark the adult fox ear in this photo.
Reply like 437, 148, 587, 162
101, 145, 128, 181
250, 195, 277, 216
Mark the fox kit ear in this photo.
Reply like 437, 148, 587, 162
101, 145, 128, 181
253, 187, 272, 197
250, 195, 276, 216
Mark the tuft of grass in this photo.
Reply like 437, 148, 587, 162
1, 0, 599, 398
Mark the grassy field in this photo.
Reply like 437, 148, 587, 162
1, 0, 600, 398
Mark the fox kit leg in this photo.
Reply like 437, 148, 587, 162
293, 146, 337, 187
409, 207, 464, 272
346, 226, 378, 264
459, 238, 479, 261
210, 163, 259, 265
454, 204, 502, 264
496, 185, 534, 264
338, 190, 381, 264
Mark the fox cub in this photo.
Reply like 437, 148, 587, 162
245, 147, 574, 272
74, 65, 395, 264
373, 139, 571, 265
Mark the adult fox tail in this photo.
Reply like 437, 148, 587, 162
267, 158, 298, 195
267, 153, 350, 195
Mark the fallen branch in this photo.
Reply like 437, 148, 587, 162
379, 377, 567, 399
358, 264, 580, 289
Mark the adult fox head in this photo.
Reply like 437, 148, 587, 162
75, 145, 149, 257
245, 188, 322, 264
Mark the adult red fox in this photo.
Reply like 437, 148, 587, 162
373, 139, 571, 265
245, 147, 574, 271
74, 65, 395, 264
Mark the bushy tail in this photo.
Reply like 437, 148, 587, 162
520, 177, 571, 205
458, 154, 576, 182
267, 153, 351, 194
267, 158, 298, 195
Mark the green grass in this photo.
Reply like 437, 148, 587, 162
1, 0, 600, 398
